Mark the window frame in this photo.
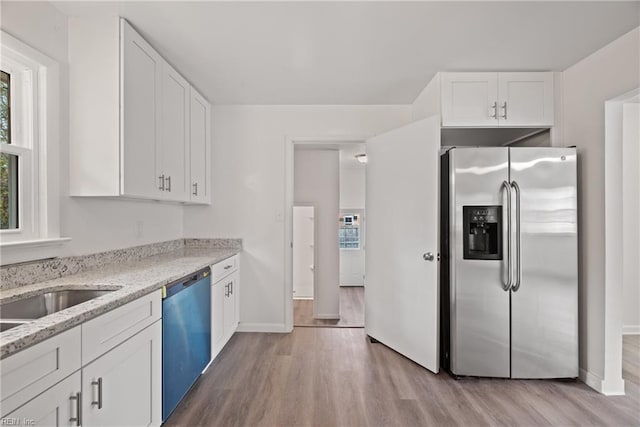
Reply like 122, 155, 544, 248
339, 213, 362, 250
1, 40, 40, 241
0, 30, 67, 264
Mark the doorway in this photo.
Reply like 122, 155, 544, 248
289, 140, 366, 328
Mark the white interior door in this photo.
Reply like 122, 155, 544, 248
365, 116, 441, 373
293, 206, 315, 299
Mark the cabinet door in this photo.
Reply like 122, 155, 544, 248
223, 271, 239, 339
1, 326, 81, 417
498, 72, 554, 127
82, 321, 162, 427
189, 88, 211, 204
441, 72, 498, 127
211, 280, 225, 358
120, 19, 162, 199
160, 62, 190, 201
7, 372, 81, 427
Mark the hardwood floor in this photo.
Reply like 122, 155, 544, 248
165, 332, 640, 427
294, 287, 364, 328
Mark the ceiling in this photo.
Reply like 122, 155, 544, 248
52, 1, 640, 105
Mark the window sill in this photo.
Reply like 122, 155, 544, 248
0, 237, 71, 266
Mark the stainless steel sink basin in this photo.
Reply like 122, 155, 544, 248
0, 290, 114, 329
0, 320, 31, 332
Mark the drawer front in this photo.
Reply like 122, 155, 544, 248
6, 371, 81, 427
82, 290, 161, 365
211, 255, 238, 283
1, 326, 81, 417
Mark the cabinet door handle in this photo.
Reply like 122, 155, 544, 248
69, 392, 82, 426
192, 182, 198, 196
165, 176, 172, 192
225, 283, 230, 297
159, 175, 165, 191
91, 377, 103, 409
501, 102, 507, 120
490, 101, 497, 119
230, 281, 233, 295
224, 265, 232, 270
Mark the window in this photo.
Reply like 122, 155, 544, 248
339, 214, 361, 249
0, 30, 65, 261
0, 44, 37, 240
1, 71, 18, 230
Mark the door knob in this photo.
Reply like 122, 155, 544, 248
423, 252, 435, 261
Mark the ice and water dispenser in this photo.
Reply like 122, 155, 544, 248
462, 206, 502, 260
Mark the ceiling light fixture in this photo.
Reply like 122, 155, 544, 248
355, 154, 368, 164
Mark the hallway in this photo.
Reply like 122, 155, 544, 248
294, 287, 364, 328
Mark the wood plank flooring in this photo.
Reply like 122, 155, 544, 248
294, 287, 364, 328
165, 331, 640, 427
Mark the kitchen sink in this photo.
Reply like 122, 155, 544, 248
0, 290, 115, 330
0, 320, 31, 332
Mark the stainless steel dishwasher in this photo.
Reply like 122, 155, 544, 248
162, 268, 211, 421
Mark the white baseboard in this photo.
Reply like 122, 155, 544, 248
579, 368, 626, 395
601, 378, 626, 396
236, 322, 289, 333
314, 313, 340, 319
293, 296, 313, 300
579, 368, 602, 393
622, 325, 640, 335
340, 284, 364, 287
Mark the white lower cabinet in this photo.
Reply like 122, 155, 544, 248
211, 256, 240, 359
0, 292, 162, 427
223, 271, 239, 340
0, 327, 81, 417
6, 372, 81, 427
82, 320, 162, 427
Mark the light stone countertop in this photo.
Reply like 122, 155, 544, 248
0, 247, 239, 359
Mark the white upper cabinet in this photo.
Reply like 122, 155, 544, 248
440, 72, 553, 128
121, 21, 162, 199
497, 72, 554, 127
189, 88, 211, 204
441, 72, 498, 127
160, 63, 190, 201
69, 17, 211, 204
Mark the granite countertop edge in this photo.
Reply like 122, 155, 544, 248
0, 248, 240, 360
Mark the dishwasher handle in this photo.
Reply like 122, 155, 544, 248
163, 268, 211, 299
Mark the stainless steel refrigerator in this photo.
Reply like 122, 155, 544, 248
440, 147, 578, 379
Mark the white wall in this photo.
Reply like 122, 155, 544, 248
295, 150, 340, 316
622, 102, 640, 334
340, 164, 366, 209
1, 1, 184, 257
340, 163, 366, 286
562, 27, 640, 390
183, 105, 412, 330
412, 73, 441, 121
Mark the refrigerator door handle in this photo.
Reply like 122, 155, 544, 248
501, 180, 513, 291
511, 181, 522, 292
